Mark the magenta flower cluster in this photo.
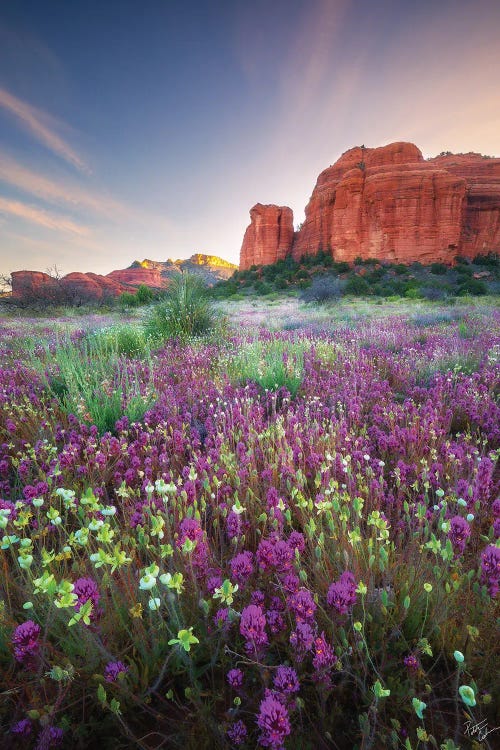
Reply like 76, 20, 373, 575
12, 620, 41, 668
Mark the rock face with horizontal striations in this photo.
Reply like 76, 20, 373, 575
239, 204, 295, 270
239, 142, 500, 268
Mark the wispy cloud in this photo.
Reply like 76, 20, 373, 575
0, 197, 89, 236
0, 152, 125, 218
0, 86, 88, 172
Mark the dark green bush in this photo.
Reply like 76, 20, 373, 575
394, 264, 408, 275
344, 275, 370, 295
254, 280, 272, 295
332, 261, 350, 274
473, 252, 499, 269
457, 278, 487, 296
430, 263, 448, 275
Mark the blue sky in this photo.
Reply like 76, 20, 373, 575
0, 0, 499, 276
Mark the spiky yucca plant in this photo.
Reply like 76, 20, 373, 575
145, 272, 218, 343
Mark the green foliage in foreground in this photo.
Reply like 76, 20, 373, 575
37, 330, 154, 434
145, 273, 221, 343
224, 339, 309, 397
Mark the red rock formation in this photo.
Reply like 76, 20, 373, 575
11, 270, 130, 302
107, 266, 167, 288
11, 254, 238, 302
239, 142, 500, 268
239, 204, 294, 270
63, 272, 129, 299
427, 153, 500, 258
11, 271, 55, 299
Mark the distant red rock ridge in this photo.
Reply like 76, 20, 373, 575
11, 254, 237, 301
239, 142, 500, 270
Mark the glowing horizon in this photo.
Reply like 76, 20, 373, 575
0, 0, 499, 277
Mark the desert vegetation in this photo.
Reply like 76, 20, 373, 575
211, 252, 500, 302
0, 286, 499, 749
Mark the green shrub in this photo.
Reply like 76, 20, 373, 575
253, 280, 272, 296
135, 284, 155, 304
344, 275, 370, 295
332, 261, 350, 274
144, 273, 219, 343
118, 291, 138, 308
405, 287, 423, 299
457, 278, 487, 296
430, 263, 448, 275
473, 251, 499, 268
394, 263, 408, 275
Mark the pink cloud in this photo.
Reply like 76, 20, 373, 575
0, 197, 90, 236
0, 152, 124, 218
0, 86, 88, 172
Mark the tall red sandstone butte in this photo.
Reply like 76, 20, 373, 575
239, 204, 294, 270
239, 142, 500, 269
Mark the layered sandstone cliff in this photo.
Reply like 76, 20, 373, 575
240, 204, 294, 269
239, 142, 500, 269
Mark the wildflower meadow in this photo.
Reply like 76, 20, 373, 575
0, 298, 499, 749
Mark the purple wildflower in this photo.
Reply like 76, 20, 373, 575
227, 668, 244, 689
213, 607, 230, 629
327, 571, 357, 614
404, 654, 420, 673
230, 551, 254, 584
227, 719, 247, 745
480, 544, 500, 596
288, 589, 317, 623
449, 516, 471, 554
288, 531, 305, 554
273, 541, 294, 575
240, 604, 268, 649
73, 577, 100, 621
266, 609, 286, 635
257, 694, 291, 748
206, 573, 223, 595
273, 666, 300, 695
256, 539, 275, 571
289, 622, 315, 659
11, 718, 32, 736
312, 632, 337, 671
104, 660, 128, 683
251, 590, 266, 607
12, 620, 41, 668
226, 510, 242, 539
282, 573, 300, 593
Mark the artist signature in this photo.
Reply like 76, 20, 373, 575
464, 719, 500, 742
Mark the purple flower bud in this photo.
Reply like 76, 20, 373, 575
104, 660, 128, 683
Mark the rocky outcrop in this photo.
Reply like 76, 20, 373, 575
427, 153, 500, 258
239, 204, 294, 270
109, 254, 237, 287
11, 270, 130, 302
239, 142, 500, 268
11, 254, 237, 302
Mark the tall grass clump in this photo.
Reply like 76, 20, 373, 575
226, 339, 308, 397
145, 273, 219, 344
39, 333, 155, 434
88, 323, 151, 358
